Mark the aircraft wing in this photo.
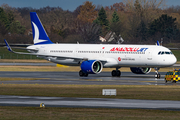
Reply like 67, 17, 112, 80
4, 39, 107, 63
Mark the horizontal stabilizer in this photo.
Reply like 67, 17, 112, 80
4, 39, 37, 55
11, 47, 39, 52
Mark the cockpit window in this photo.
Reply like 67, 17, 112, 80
165, 52, 170, 54
158, 51, 173, 55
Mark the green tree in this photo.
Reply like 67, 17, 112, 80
97, 7, 109, 27
0, 7, 26, 35
10, 21, 25, 34
136, 20, 148, 42
0, 7, 8, 27
94, 7, 109, 36
5, 11, 14, 31
112, 11, 119, 23
110, 11, 122, 42
148, 14, 179, 40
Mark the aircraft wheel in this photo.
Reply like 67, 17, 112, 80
173, 80, 177, 83
111, 70, 121, 77
155, 73, 160, 79
79, 70, 84, 77
79, 70, 88, 77
111, 70, 117, 77
84, 73, 88, 77
116, 70, 121, 77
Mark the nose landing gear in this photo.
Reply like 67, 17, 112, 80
154, 68, 160, 79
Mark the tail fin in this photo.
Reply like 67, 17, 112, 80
30, 12, 53, 45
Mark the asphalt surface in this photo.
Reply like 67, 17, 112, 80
0, 65, 180, 110
1, 95, 180, 110
0, 71, 170, 85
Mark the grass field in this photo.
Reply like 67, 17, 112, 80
1, 107, 180, 120
1, 84, 180, 101
0, 77, 40, 81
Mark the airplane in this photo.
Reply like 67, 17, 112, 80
4, 12, 177, 79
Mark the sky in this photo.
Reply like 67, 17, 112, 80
0, 0, 180, 11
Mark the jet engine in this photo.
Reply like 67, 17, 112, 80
130, 67, 151, 74
80, 60, 103, 74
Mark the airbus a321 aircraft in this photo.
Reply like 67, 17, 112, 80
4, 12, 177, 78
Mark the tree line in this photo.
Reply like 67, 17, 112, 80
0, 0, 180, 46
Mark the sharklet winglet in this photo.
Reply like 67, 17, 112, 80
4, 39, 13, 52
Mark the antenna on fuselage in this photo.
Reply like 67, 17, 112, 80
156, 38, 163, 46
156, 41, 160, 46
161, 38, 163, 46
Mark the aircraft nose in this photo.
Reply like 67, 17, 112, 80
170, 55, 177, 65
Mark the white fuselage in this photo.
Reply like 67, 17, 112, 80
27, 44, 177, 68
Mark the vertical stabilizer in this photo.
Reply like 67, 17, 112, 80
30, 12, 53, 45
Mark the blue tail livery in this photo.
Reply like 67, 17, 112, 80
30, 12, 53, 45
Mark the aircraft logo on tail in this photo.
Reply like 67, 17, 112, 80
30, 12, 53, 45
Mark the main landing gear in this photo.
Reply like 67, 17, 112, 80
111, 67, 121, 77
154, 68, 160, 79
79, 70, 88, 77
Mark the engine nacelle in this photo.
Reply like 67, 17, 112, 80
130, 67, 151, 74
81, 60, 103, 74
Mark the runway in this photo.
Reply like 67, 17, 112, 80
0, 71, 180, 110
1, 95, 180, 110
0, 71, 171, 85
